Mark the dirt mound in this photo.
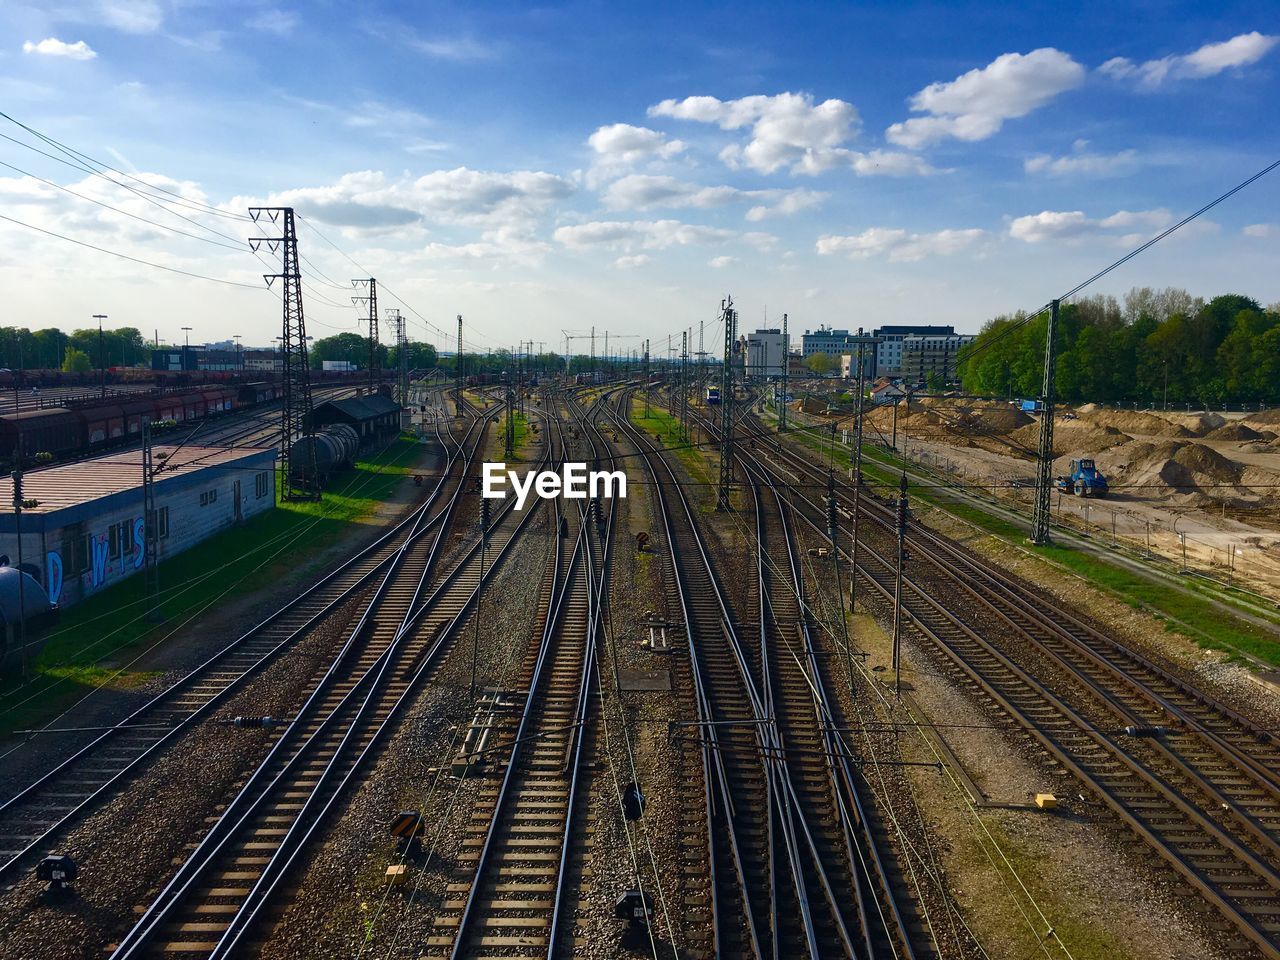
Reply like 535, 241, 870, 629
952, 405, 1034, 434
1162, 411, 1225, 435
1080, 408, 1194, 437
1204, 422, 1264, 442
1076, 402, 1102, 414
1244, 408, 1280, 426
1121, 442, 1244, 496
1012, 420, 1127, 456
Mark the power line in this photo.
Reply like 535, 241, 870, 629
0, 212, 263, 289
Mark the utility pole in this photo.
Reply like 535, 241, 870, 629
11, 437, 28, 678
680, 330, 689, 440
643, 339, 650, 418
351, 278, 378, 395
386, 308, 407, 406
505, 360, 516, 459
892, 470, 908, 698
233, 334, 243, 374
455, 314, 464, 418
780, 312, 789, 432
94, 314, 108, 398
471, 498, 490, 704
716, 297, 737, 512
250, 206, 317, 500
1031, 299, 1059, 545
590, 326, 595, 379
141, 418, 161, 619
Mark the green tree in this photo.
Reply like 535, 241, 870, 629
805, 352, 834, 376
62, 346, 92, 373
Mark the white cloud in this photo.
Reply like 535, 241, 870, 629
247, 9, 299, 36
614, 254, 651, 269
420, 226, 549, 263
745, 189, 826, 221
554, 219, 735, 252
1101, 32, 1277, 88
708, 255, 737, 268
803, 287, 823, 300
585, 123, 685, 188
887, 49, 1084, 148
407, 35, 496, 61
602, 175, 739, 211
1008, 207, 1172, 243
1025, 140, 1138, 176
22, 38, 97, 60
98, 1, 163, 33
1242, 223, 1272, 238
600, 174, 826, 221
259, 168, 574, 231
817, 227, 985, 262
742, 231, 780, 252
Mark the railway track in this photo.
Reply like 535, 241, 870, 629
0, 401, 477, 883
614, 388, 921, 959
741, 412, 1280, 958
107, 400, 552, 957
741, 456, 919, 960
429, 390, 610, 959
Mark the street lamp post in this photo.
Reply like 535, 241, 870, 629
93, 314, 108, 398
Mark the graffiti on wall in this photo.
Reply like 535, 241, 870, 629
90, 534, 109, 588
46, 551, 63, 604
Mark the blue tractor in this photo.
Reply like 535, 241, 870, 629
1055, 458, 1108, 498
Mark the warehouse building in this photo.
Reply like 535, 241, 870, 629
310, 394, 402, 444
0, 445, 276, 609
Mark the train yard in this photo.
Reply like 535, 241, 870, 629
1, 378, 1278, 960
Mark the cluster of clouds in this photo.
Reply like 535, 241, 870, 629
10, 17, 1277, 277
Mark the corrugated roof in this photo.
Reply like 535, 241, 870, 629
314, 395, 398, 421
0, 445, 275, 515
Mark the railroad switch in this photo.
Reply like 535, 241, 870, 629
614, 889, 655, 928
35, 855, 77, 901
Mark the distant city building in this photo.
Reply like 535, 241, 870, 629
243, 349, 282, 373
744, 328, 787, 379
871, 325, 967, 378
151, 346, 243, 372
899, 332, 974, 384
801, 325, 854, 358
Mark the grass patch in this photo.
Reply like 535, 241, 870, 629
498, 412, 531, 462
0, 437, 425, 736
781, 424, 1280, 668
629, 403, 717, 495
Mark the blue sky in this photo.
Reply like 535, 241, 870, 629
0, 1, 1277, 352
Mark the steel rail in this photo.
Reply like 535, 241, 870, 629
747, 428, 1280, 959
0, 403, 472, 881
109, 401, 519, 957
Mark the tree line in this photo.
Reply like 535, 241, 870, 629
956, 288, 1280, 404
308, 333, 438, 371
0, 326, 148, 373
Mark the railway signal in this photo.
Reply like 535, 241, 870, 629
35, 854, 77, 900
891, 470, 909, 698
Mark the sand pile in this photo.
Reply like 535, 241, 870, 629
1119, 442, 1244, 498
1161, 411, 1225, 434
1204, 422, 1264, 442
1012, 420, 1127, 455
1244, 408, 1280, 426
1080, 408, 1194, 437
